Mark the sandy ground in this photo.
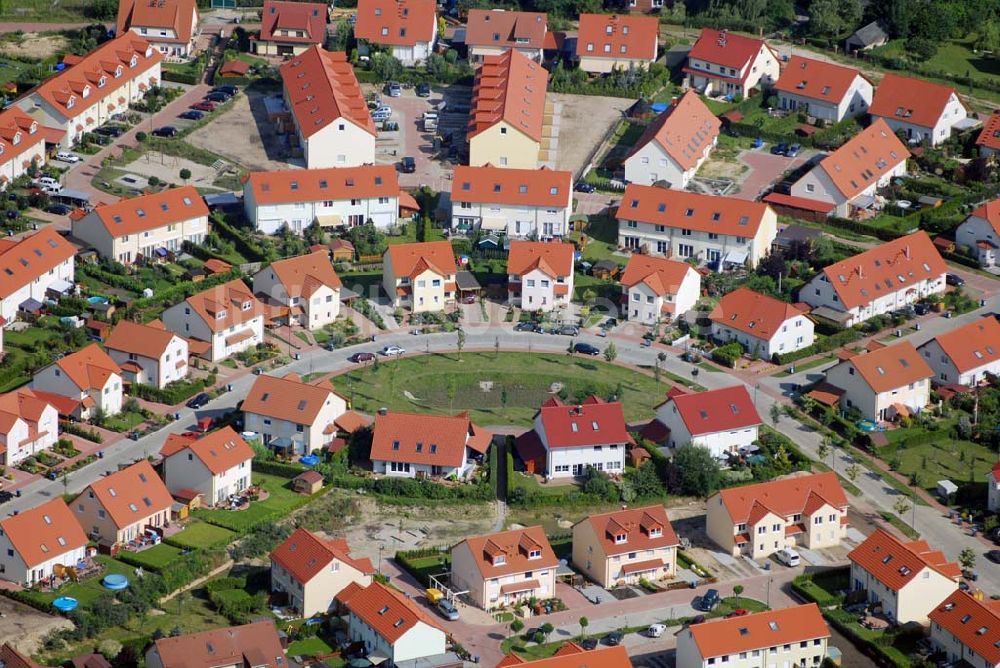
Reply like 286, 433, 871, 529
0, 33, 68, 60
0, 596, 73, 654
122, 153, 224, 190
549, 92, 632, 177
186, 89, 292, 172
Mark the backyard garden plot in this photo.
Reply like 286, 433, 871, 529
194, 472, 320, 533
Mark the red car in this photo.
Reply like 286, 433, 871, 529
726, 609, 749, 618
191, 100, 216, 112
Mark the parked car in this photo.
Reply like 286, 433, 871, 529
191, 101, 216, 112
602, 631, 624, 646
416, 82, 431, 97
770, 143, 788, 156
699, 588, 720, 611
436, 598, 459, 621
785, 143, 802, 157
152, 126, 178, 138
37, 176, 60, 189
94, 125, 124, 137
580, 637, 599, 650
986, 550, 1000, 564
559, 324, 580, 336
601, 317, 618, 330
462, 294, 476, 304
775, 548, 801, 567
213, 85, 239, 96
514, 321, 540, 332
381, 345, 405, 356
186, 392, 211, 409
205, 91, 231, 103
348, 352, 376, 363
946, 273, 965, 287
688, 615, 707, 625
646, 624, 666, 638
179, 110, 204, 121
574, 181, 596, 193
55, 151, 80, 163
574, 343, 601, 356
726, 608, 749, 618
46, 203, 73, 215
387, 81, 402, 97
400, 156, 416, 173
372, 106, 392, 122
914, 302, 931, 316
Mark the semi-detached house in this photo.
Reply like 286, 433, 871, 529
575, 14, 658, 74
823, 341, 932, 422
116, 0, 199, 56
146, 621, 286, 668
709, 287, 814, 358
450, 164, 571, 238
956, 198, 1000, 268
270, 528, 373, 617
252, 251, 342, 331
653, 385, 761, 459
506, 240, 574, 312
353, 0, 437, 66
73, 460, 173, 549
464, 9, 549, 63
772, 56, 872, 123
450, 526, 558, 610
0, 389, 58, 467
571, 504, 679, 588
253, 0, 328, 57
800, 230, 947, 326
161, 427, 253, 507
619, 254, 700, 323
705, 471, 849, 559
623, 90, 720, 189
279, 46, 375, 170
242, 372, 347, 455
161, 278, 265, 362
0, 227, 76, 326
16, 34, 162, 147
976, 110, 1000, 158
0, 108, 53, 186
368, 409, 491, 479
382, 240, 457, 313
917, 317, 1000, 386
31, 344, 123, 420
682, 28, 779, 98
870, 73, 970, 146
104, 319, 189, 390
71, 186, 209, 264
0, 498, 87, 587
243, 165, 400, 234
617, 186, 778, 270
929, 590, 1000, 668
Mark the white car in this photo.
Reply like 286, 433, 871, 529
646, 624, 666, 638
775, 548, 801, 567
37, 176, 60, 189
55, 152, 80, 163
381, 345, 405, 356
372, 106, 392, 122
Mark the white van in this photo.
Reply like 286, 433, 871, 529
775, 548, 801, 567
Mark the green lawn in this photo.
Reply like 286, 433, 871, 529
24, 556, 136, 607
101, 410, 147, 432
286, 637, 340, 659
194, 472, 319, 532
330, 352, 678, 426
774, 355, 836, 377
167, 521, 236, 550
120, 543, 185, 570
875, 38, 1000, 87
878, 437, 994, 492
571, 215, 619, 264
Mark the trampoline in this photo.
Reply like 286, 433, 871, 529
102, 573, 128, 590
53, 597, 78, 612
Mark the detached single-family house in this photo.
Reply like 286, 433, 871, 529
499, 645, 632, 667
161, 278, 265, 362
956, 199, 1000, 267
161, 427, 253, 507
73, 460, 173, 548
800, 231, 947, 326
506, 240, 574, 312
242, 372, 348, 455
254, 0, 328, 56
0, 108, 53, 186
623, 90, 720, 188
369, 409, 491, 479
243, 165, 400, 234
279, 47, 375, 169
464, 9, 549, 63
779, 118, 908, 218
917, 317, 1000, 386
71, 186, 209, 265
116, 0, 199, 57
450, 526, 558, 610
0, 227, 76, 326
683, 28, 779, 98
354, 0, 437, 66
845, 21, 888, 53
823, 341, 932, 422
575, 14, 658, 74
617, 186, 778, 269
0, 389, 59, 467
772, 56, 873, 123
653, 385, 761, 458
930, 590, 1000, 667
146, 621, 286, 668
468, 50, 548, 169
976, 110, 1000, 158
989, 462, 1000, 513
848, 528, 961, 625
709, 287, 814, 358
705, 471, 849, 559
336, 581, 447, 664
619, 254, 701, 323
31, 344, 124, 420
104, 319, 189, 390
0, 498, 87, 587
270, 528, 373, 617
571, 504, 678, 587
252, 251, 342, 331
382, 241, 457, 313
450, 164, 572, 238
676, 604, 830, 668
870, 73, 969, 146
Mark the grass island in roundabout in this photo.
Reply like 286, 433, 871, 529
329, 351, 691, 427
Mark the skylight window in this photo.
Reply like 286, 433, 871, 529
768, 622, 779, 631
962, 614, 973, 624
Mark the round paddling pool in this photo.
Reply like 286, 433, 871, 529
102, 573, 128, 590
53, 596, 78, 612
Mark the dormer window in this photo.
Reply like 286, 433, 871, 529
115, 65, 123, 78
130, 55, 138, 67
28, 122, 36, 134
216, 310, 227, 319
67, 96, 75, 109
649, 527, 662, 537
493, 554, 506, 565
98, 76, 106, 88
82, 84, 91, 98
11, 132, 19, 146
242, 300, 252, 311
528, 549, 541, 559
615, 533, 627, 544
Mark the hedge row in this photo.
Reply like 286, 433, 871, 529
773, 328, 864, 365
59, 421, 103, 443
941, 250, 981, 269
130, 375, 215, 406
252, 460, 305, 479
161, 70, 201, 85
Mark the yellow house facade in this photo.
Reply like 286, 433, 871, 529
469, 121, 540, 169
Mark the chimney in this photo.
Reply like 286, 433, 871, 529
904, 245, 911, 259
378, 407, 388, 416
857, 265, 863, 279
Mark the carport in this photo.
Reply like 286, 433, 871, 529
53, 188, 91, 209
455, 270, 481, 299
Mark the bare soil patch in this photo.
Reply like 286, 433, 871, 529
0, 596, 73, 655
186, 89, 291, 172
549, 92, 632, 176
0, 33, 68, 60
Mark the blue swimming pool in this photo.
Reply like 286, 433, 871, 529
86, 296, 109, 305
103, 573, 128, 590
53, 596, 78, 612
299, 454, 320, 467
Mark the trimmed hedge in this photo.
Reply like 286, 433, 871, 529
252, 460, 306, 479
711, 342, 744, 368
773, 328, 863, 365
131, 376, 215, 406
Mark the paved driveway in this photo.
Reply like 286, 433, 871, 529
732, 149, 810, 201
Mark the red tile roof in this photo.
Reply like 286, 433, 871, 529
687, 603, 829, 658
105, 319, 181, 361
465, 9, 548, 50
976, 110, 1000, 152
0, 108, 47, 171
924, 317, 1000, 374
271, 527, 373, 584
150, 620, 286, 668
575, 14, 658, 61
455, 526, 558, 579
469, 50, 548, 143
242, 373, 342, 425
688, 28, 773, 70
0, 388, 56, 437
370, 410, 489, 467
354, 0, 436, 47
498, 645, 632, 667
619, 185, 770, 238
163, 426, 253, 475
619, 255, 696, 297
773, 56, 866, 103
28, 34, 161, 121
929, 591, 1000, 665
264, 250, 343, 300
968, 197, 1000, 238
848, 528, 961, 591
218, 59, 250, 77
246, 164, 398, 205
451, 164, 571, 209
117, 0, 198, 45
86, 186, 207, 238
179, 278, 264, 334
715, 472, 848, 524
581, 504, 678, 556
537, 396, 633, 449
837, 340, 932, 394
259, 0, 328, 44
51, 344, 122, 392
870, 73, 964, 130
0, 645, 43, 668
0, 227, 75, 299
709, 287, 806, 340
507, 240, 574, 279
762, 192, 836, 214
336, 580, 443, 643
813, 119, 908, 201
78, 460, 173, 530
280, 47, 374, 139
626, 90, 720, 172
819, 231, 946, 310
0, 498, 86, 568
385, 240, 457, 279
664, 385, 761, 437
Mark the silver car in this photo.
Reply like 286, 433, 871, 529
437, 598, 459, 621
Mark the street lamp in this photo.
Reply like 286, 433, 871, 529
378, 544, 384, 576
